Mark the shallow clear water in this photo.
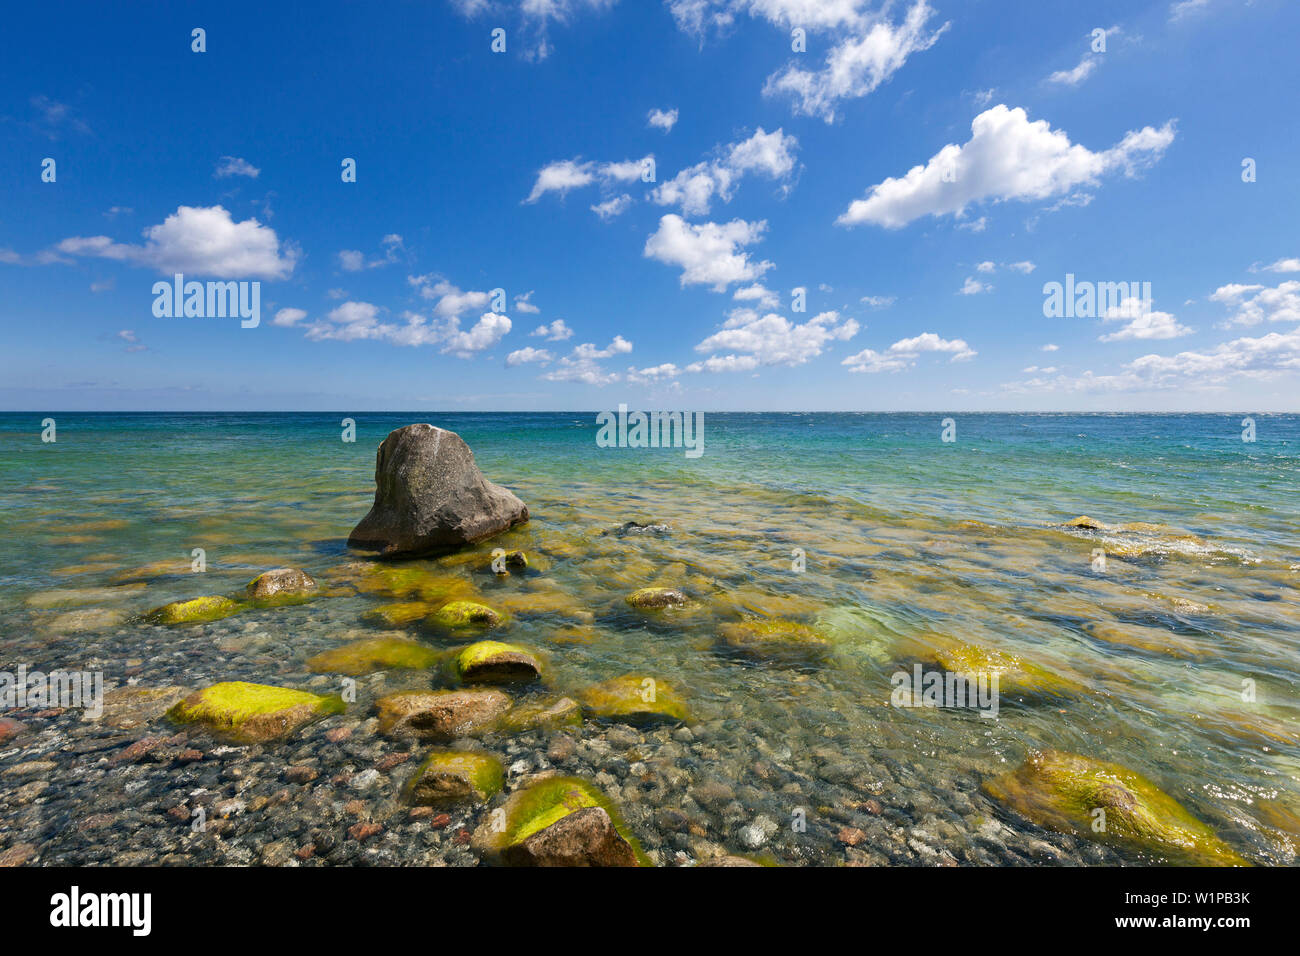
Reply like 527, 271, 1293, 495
1, 412, 1298, 865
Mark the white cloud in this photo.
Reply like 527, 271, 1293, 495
441, 311, 512, 356
514, 290, 541, 313
644, 214, 773, 291
843, 332, 975, 373
408, 276, 494, 318
542, 336, 634, 385
761, 1, 949, 122
733, 283, 780, 309
302, 299, 511, 355
525, 155, 652, 204
506, 346, 553, 366
1210, 281, 1300, 327
272, 307, 308, 327
626, 362, 682, 384
214, 156, 260, 179
1251, 257, 1300, 274
1098, 297, 1193, 342
338, 250, 366, 271
653, 127, 798, 216
694, 309, 859, 368
647, 107, 679, 132
1170, 0, 1211, 22
959, 276, 992, 295
837, 105, 1176, 229
531, 319, 574, 341
451, 0, 618, 61
591, 194, 634, 220
1042, 343, 1060, 352
1009, 260, 1037, 274
976, 260, 996, 273
56, 205, 297, 279
860, 295, 896, 309
1046, 55, 1097, 87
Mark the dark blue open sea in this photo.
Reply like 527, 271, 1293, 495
1, 412, 1297, 865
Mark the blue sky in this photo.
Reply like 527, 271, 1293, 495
2, 0, 1298, 411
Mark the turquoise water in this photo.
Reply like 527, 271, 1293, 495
2, 412, 1298, 865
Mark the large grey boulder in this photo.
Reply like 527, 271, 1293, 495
348, 424, 528, 557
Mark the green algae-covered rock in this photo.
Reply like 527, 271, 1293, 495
246, 568, 317, 603
167, 681, 344, 743
578, 674, 688, 726
625, 587, 689, 609
406, 750, 504, 806
354, 563, 471, 602
928, 640, 1083, 699
306, 637, 440, 676
428, 600, 503, 629
983, 750, 1248, 866
376, 689, 512, 740
501, 696, 583, 733
475, 775, 646, 867
716, 618, 833, 665
361, 601, 434, 629
146, 595, 243, 626
453, 640, 542, 685
490, 550, 529, 574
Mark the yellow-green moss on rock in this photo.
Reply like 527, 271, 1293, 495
361, 601, 434, 629
246, 568, 317, 603
501, 696, 582, 733
625, 587, 689, 609
983, 750, 1248, 866
146, 595, 243, 626
428, 600, 503, 629
474, 775, 647, 866
716, 618, 833, 665
167, 681, 344, 743
578, 674, 688, 726
453, 640, 542, 685
306, 637, 441, 676
406, 750, 505, 805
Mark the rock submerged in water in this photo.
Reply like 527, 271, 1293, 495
578, 674, 688, 726
246, 568, 317, 601
306, 637, 440, 676
716, 618, 833, 666
428, 600, 503, 629
406, 750, 504, 806
475, 775, 644, 866
348, 424, 529, 558
625, 587, 689, 609
376, 689, 512, 740
452, 640, 543, 685
167, 681, 344, 743
983, 749, 1247, 866
146, 595, 243, 626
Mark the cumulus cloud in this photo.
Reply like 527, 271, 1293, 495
1251, 258, 1300, 274
842, 332, 975, 373
647, 107, 679, 131
272, 307, 308, 327
506, 346, 553, 366
514, 290, 541, 313
733, 283, 780, 309
338, 234, 404, 271
959, 276, 992, 295
408, 275, 495, 319
591, 194, 634, 220
644, 214, 773, 290
55, 205, 298, 278
1210, 281, 1300, 327
1098, 297, 1193, 342
214, 156, 260, 179
303, 300, 511, 355
837, 105, 1176, 229
652, 127, 798, 216
542, 336, 634, 385
531, 319, 574, 341
692, 309, 859, 369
